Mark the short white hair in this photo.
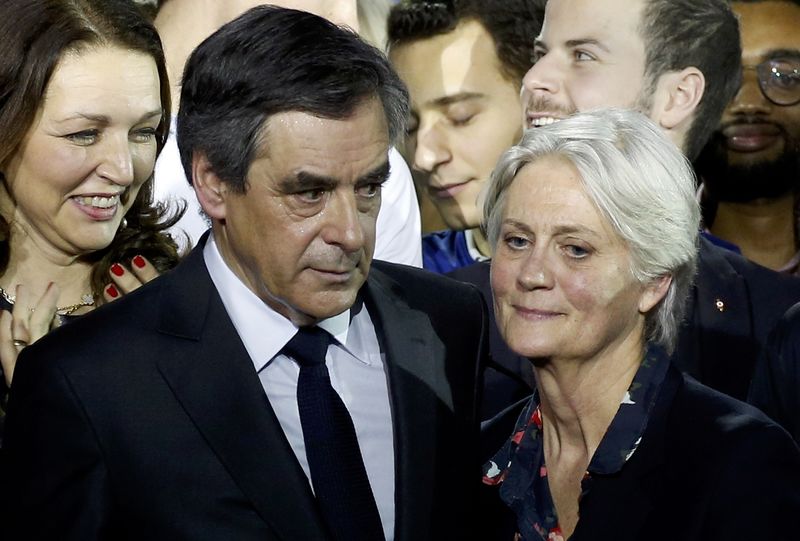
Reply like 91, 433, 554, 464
483, 108, 700, 353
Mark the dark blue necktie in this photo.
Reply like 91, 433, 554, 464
282, 326, 386, 541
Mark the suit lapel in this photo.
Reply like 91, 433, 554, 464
689, 238, 755, 397
364, 268, 449, 541
154, 244, 330, 541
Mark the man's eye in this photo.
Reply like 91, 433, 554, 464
450, 114, 475, 127
772, 68, 800, 89
574, 50, 595, 62
297, 189, 326, 203
406, 117, 419, 136
356, 183, 381, 198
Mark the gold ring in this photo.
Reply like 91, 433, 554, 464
12, 339, 27, 348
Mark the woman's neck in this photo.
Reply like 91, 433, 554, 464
533, 333, 645, 539
534, 332, 645, 458
2, 222, 94, 308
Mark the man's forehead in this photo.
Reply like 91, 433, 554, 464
736, 1, 800, 60
252, 103, 390, 182
393, 21, 498, 108
540, 0, 645, 48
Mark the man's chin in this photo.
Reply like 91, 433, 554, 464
696, 137, 800, 203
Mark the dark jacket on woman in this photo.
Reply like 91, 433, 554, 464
479, 363, 800, 540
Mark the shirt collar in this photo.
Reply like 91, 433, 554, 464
464, 229, 490, 262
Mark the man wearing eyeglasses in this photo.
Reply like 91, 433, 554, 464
695, 0, 800, 275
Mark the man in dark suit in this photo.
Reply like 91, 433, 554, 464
1, 7, 487, 540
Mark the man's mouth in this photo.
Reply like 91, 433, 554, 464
722, 122, 783, 153
530, 116, 560, 127
428, 179, 472, 199
525, 111, 565, 129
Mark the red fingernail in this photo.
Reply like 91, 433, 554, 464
132, 255, 146, 269
110, 263, 124, 277
106, 284, 119, 298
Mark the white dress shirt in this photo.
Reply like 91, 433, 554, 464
203, 235, 396, 540
156, 118, 422, 267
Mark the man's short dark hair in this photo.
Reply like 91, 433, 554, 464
639, 0, 741, 160
735, 0, 800, 6
177, 5, 410, 192
387, 0, 545, 84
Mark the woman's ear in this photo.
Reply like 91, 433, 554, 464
191, 152, 227, 221
639, 274, 673, 314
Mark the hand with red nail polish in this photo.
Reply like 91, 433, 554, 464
104, 255, 160, 303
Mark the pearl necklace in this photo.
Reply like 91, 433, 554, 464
0, 286, 95, 316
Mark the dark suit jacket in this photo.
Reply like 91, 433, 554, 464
447, 263, 532, 420
455, 237, 800, 418
480, 364, 800, 540
673, 237, 800, 399
1, 244, 489, 541
749, 301, 800, 441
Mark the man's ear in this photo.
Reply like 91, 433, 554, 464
192, 152, 227, 221
650, 67, 705, 132
639, 274, 672, 314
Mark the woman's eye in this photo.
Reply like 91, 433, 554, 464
66, 130, 98, 145
132, 127, 158, 144
564, 244, 590, 258
504, 235, 529, 250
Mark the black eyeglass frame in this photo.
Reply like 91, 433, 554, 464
742, 57, 800, 106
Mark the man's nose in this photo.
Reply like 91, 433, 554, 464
322, 191, 367, 253
521, 53, 561, 99
413, 122, 451, 174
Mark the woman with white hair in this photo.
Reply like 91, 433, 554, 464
480, 108, 800, 541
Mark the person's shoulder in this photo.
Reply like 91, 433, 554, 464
778, 300, 800, 330
447, 260, 491, 284
765, 301, 800, 358
698, 237, 800, 337
22, 275, 166, 367
370, 260, 484, 310
672, 371, 797, 452
665, 371, 800, 534
700, 236, 800, 296
17, 250, 199, 381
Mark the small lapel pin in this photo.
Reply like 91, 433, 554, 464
715, 299, 725, 312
